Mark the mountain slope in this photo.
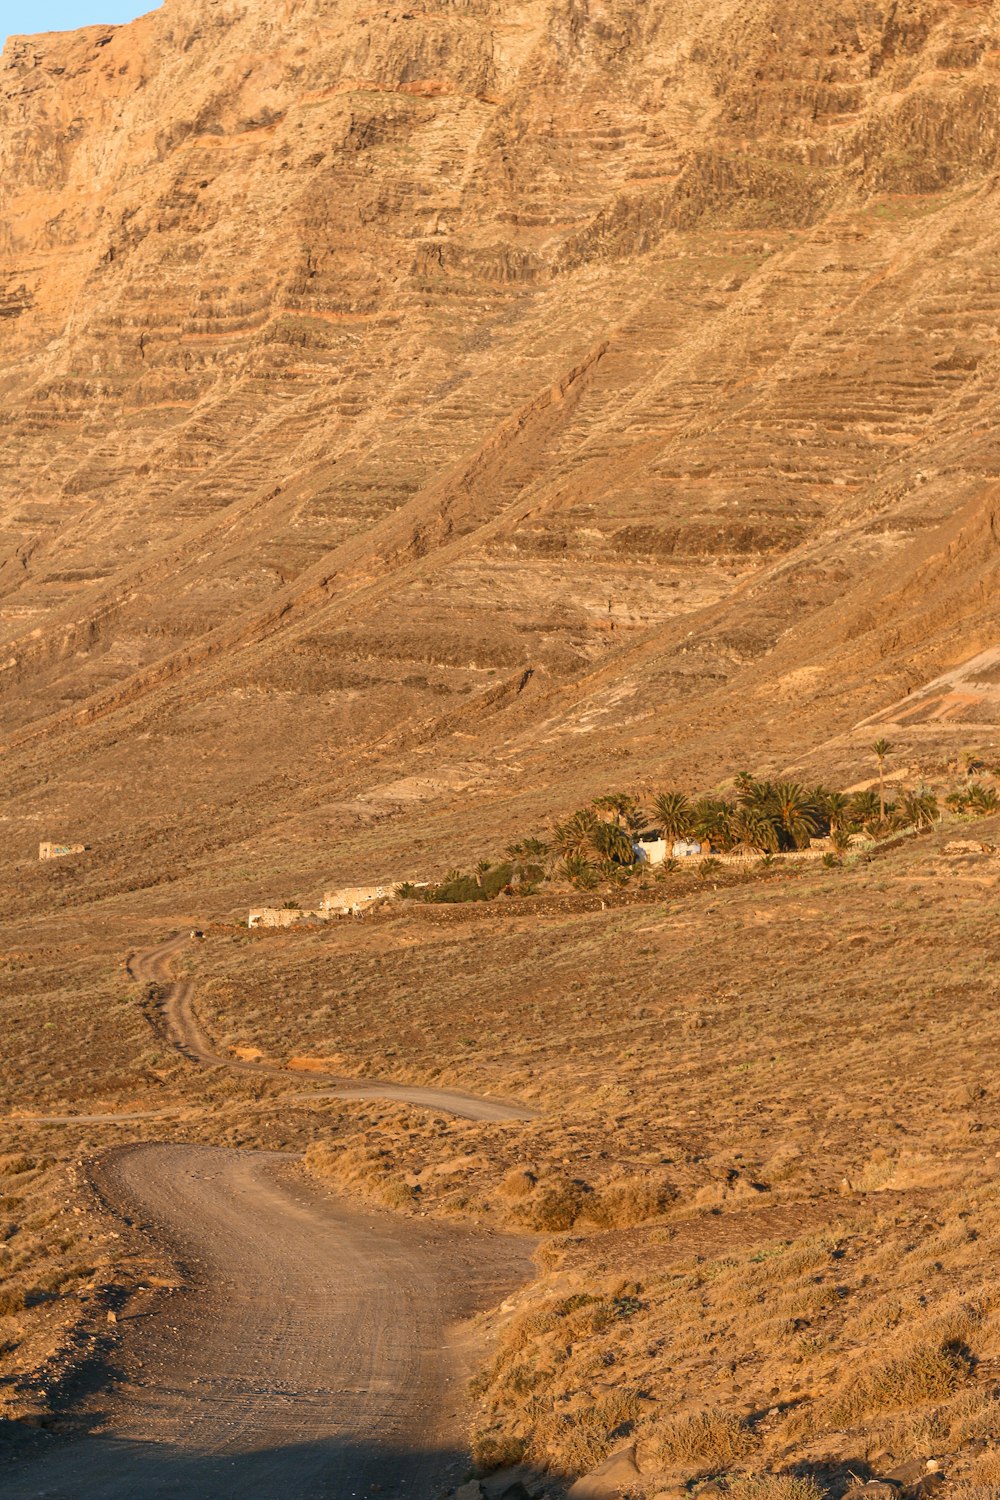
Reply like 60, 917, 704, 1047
2, 0, 1000, 907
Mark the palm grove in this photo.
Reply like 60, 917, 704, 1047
404, 744, 980, 904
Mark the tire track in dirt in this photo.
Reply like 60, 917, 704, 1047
133, 934, 537, 1123
4, 1143, 534, 1499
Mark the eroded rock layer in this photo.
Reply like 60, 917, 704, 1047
3, 0, 1000, 896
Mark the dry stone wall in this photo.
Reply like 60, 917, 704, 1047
38, 842, 86, 860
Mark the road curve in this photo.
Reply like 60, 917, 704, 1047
133, 935, 536, 1122
5, 1144, 533, 1499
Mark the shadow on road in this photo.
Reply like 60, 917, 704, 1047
1, 1426, 470, 1499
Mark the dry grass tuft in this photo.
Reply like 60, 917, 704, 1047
537, 1387, 642, 1472
578, 1176, 676, 1230
727, 1476, 824, 1500
499, 1168, 537, 1200
302, 1141, 416, 1212
653, 1408, 758, 1468
827, 1340, 969, 1423
470, 1429, 529, 1471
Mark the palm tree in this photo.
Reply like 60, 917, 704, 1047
967, 781, 1000, 813
816, 789, 850, 839
591, 820, 636, 866
872, 738, 893, 827
729, 805, 779, 858
692, 796, 735, 851
882, 798, 903, 831
849, 788, 881, 836
770, 782, 819, 849
505, 837, 548, 861
561, 852, 598, 889
552, 808, 600, 860
592, 792, 646, 834
652, 791, 694, 843
506, 836, 552, 879
737, 778, 777, 813
899, 788, 939, 829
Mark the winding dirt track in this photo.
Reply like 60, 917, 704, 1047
135, 935, 536, 1122
6, 938, 537, 1496
6, 1144, 533, 1499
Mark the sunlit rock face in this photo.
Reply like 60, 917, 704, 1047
2, 0, 1000, 875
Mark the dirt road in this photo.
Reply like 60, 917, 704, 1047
135, 935, 536, 1123
5, 1143, 532, 1499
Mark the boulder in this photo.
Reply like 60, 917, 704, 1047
482, 1472, 539, 1500
906, 1476, 944, 1500
567, 1445, 641, 1499
456, 1484, 487, 1500
842, 1484, 900, 1500
885, 1461, 926, 1487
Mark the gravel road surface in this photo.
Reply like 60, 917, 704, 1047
5, 1143, 532, 1499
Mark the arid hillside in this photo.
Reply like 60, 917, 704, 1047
2, 0, 1000, 906
4, 10, 1000, 1493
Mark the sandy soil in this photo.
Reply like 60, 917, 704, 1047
2, 1143, 533, 1499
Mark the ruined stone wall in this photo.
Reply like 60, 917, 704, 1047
247, 907, 327, 929
38, 842, 86, 860
321, 885, 395, 915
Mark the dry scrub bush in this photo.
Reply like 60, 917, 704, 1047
470, 1430, 529, 1471
826, 1340, 968, 1424
850, 1406, 943, 1463
577, 1177, 676, 1230
499, 1168, 537, 1200
471, 1288, 650, 1472
938, 1384, 1000, 1444
0, 1155, 38, 1178
965, 1449, 1000, 1486
497, 1292, 603, 1357
377, 1176, 418, 1211
532, 1388, 642, 1473
866, 1383, 1000, 1459
727, 1477, 824, 1500
520, 1180, 590, 1232
302, 1141, 416, 1212
507, 1174, 674, 1233
653, 1408, 758, 1468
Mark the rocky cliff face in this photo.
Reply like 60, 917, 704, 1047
3, 0, 1000, 896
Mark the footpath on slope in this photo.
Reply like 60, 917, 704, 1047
4, 1143, 535, 1500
